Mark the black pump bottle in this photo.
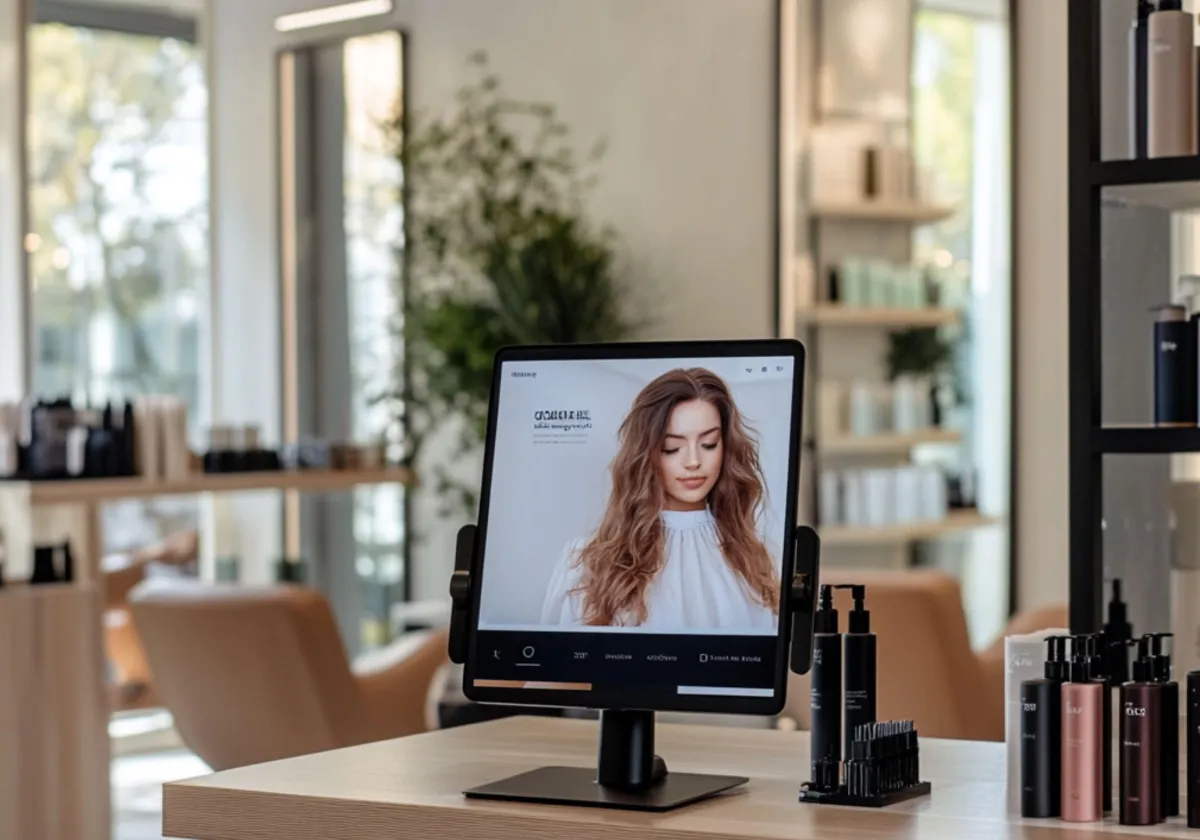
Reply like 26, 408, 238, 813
1105, 579, 1133, 685
1021, 635, 1067, 817
835, 584, 876, 758
809, 584, 841, 791
1149, 633, 1179, 817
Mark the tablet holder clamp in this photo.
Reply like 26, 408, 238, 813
449, 523, 820, 812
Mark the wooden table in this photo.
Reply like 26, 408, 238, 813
164, 715, 1177, 840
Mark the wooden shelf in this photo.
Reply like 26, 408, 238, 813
1095, 425, 1200, 454
819, 428, 962, 455
2, 467, 414, 506
809, 198, 956, 224
1093, 156, 1200, 210
818, 511, 1001, 547
794, 305, 960, 328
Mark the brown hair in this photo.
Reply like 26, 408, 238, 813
571, 367, 780, 625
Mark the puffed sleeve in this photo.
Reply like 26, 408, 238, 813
540, 538, 587, 625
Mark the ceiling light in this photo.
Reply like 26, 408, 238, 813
274, 0, 393, 32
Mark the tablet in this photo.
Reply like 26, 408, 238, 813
463, 339, 806, 715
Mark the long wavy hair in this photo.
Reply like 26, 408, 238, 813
571, 367, 780, 625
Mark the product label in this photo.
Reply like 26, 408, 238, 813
1125, 704, 1147, 717
1022, 702, 1037, 712
1066, 705, 1083, 715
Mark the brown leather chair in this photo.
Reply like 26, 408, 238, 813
783, 570, 1067, 741
104, 530, 199, 711
129, 580, 449, 770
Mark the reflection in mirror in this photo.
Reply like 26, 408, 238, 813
278, 29, 406, 653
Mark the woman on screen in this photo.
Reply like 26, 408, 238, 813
540, 367, 781, 630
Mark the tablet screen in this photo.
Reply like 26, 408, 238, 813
468, 346, 802, 712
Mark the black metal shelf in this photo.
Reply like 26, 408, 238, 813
1093, 157, 1200, 211
1095, 426, 1200, 454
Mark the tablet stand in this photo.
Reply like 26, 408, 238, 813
450, 523, 821, 812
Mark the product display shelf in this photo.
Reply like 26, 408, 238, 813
817, 428, 962, 456
1094, 155, 1200, 211
1067, 0, 1200, 631
808, 199, 956, 224
817, 511, 1000, 548
8, 465, 415, 506
794, 305, 960, 328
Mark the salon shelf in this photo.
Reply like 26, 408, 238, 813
0, 466, 415, 506
818, 428, 962, 455
818, 511, 1001, 547
1093, 155, 1200, 211
809, 198, 956, 224
1094, 425, 1200, 454
794, 305, 961, 328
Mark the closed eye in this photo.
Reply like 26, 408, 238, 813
701, 443, 718, 451
662, 447, 680, 455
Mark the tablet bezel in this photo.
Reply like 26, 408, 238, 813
462, 339, 806, 715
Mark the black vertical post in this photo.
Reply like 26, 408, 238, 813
1067, 0, 1103, 634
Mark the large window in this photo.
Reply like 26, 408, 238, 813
26, 7, 208, 551
912, 3, 1012, 644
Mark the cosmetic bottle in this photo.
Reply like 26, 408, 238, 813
1062, 637, 1104, 822
810, 585, 842, 791
1148, 633, 1179, 817
59, 541, 73, 584
1149, 0, 1198, 157
1154, 304, 1197, 425
1187, 670, 1200, 827
30, 545, 58, 585
1106, 579, 1134, 685
1120, 637, 1162, 826
1131, 0, 1156, 158
836, 584, 876, 759
1084, 634, 1113, 813
1021, 635, 1067, 817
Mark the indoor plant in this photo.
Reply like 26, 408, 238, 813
384, 53, 639, 516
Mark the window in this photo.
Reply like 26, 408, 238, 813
26, 7, 208, 552
912, 5, 1012, 644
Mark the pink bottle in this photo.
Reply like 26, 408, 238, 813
1061, 637, 1104, 822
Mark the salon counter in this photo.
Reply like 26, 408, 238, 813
164, 715, 1172, 840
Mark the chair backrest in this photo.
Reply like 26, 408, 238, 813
785, 569, 990, 740
130, 581, 369, 770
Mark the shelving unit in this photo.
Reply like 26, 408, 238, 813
809, 199, 956, 224
1066, 0, 1200, 632
819, 428, 962, 456
0, 465, 414, 840
794, 305, 960, 328
818, 511, 1001, 547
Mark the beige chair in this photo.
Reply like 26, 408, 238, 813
130, 580, 448, 770
783, 570, 1067, 741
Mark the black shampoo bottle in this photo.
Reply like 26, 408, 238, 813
836, 584, 876, 759
809, 585, 841, 791
1021, 636, 1067, 817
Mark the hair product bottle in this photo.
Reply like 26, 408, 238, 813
1062, 637, 1104, 822
1120, 637, 1162, 826
1148, 0, 1198, 157
1021, 636, 1067, 817
1149, 633, 1179, 817
1106, 580, 1134, 685
809, 585, 842, 791
836, 584, 876, 759
1188, 670, 1200, 828
1154, 304, 1197, 425
1131, 0, 1155, 158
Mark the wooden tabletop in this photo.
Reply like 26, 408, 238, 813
164, 716, 1176, 840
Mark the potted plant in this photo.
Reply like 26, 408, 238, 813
383, 53, 640, 517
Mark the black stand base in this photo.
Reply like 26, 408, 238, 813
465, 766, 747, 812
463, 710, 748, 812
797, 781, 932, 808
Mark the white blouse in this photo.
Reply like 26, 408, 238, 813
539, 508, 779, 632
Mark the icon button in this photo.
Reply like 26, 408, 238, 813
776, 366, 784, 372
493, 650, 501, 660
522, 646, 536, 659
699, 653, 709, 663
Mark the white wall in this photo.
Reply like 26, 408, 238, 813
1013, 0, 1068, 610
207, 0, 780, 596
